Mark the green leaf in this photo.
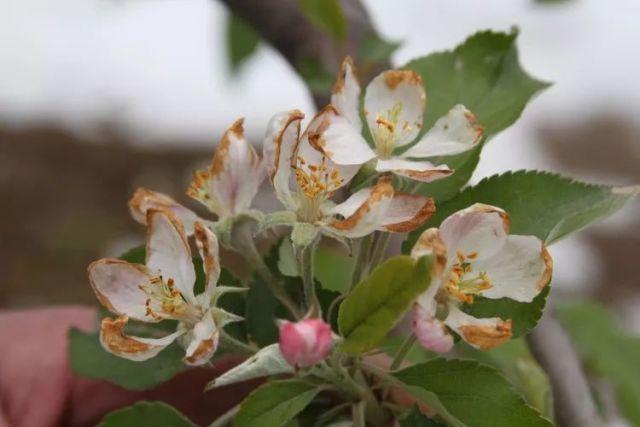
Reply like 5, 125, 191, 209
338, 255, 433, 353
314, 245, 355, 293
235, 379, 322, 427
99, 401, 195, 426
69, 329, 186, 390
405, 171, 639, 251
246, 268, 280, 346
394, 359, 553, 427
359, 32, 401, 64
400, 407, 446, 426
557, 301, 640, 425
296, 58, 334, 95
298, 0, 346, 41
226, 14, 260, 71
119, 245, 145, 264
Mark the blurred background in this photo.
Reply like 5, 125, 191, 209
1, 0, 639, 325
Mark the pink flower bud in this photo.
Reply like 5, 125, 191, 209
278, 319, 333, 368
411, 303, 454, 353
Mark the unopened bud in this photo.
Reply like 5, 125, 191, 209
278, 319, 333, 368
411, 303, 454, 353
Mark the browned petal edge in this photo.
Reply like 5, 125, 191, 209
464, 109, 485, 145
145, 208, 192, 260
397, 168, 453, 182
128, 187, 179, 223
184, 331, 219, 365
210, 118, 244, 177
301, 105, 339, 159
330, 175, 394, 231
332, 56, 358, 95
273, 110, 305, 180
383, 69, 422, 90
410, 228, 447, 277
186, 169, 212, 202
100, 315, 152, 355
537, 243, 553, 290
459, 319, 513, 351
87, 258, 150, 316
194, 222, 218, 282
468, 203, 511, 235
383, 194, 436, 233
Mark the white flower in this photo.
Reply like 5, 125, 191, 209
262, 109, 435, 238
88, 210, 238, 365
410, 203, 553, 351
317, 57, 484, 183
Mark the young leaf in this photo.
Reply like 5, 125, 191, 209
235, 379, 322, 427
226, 14, 260, 71
338, 255, 433, 353
314, 245, 355, 293
400, 407, 446, 426
557, 301, 640, 425
394, 359, 553, 427
206, 343, 293, 390
69, 329, 186, 390
298, 0, 346, 41
99, 401, 195, 426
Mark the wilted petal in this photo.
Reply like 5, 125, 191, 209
184, 312, 219, 366
146, 210, 197, 305
473, 235, 553, 303
279, 318, 333, 368
128, 188, 200, 234
187, 119, 264, 218
194, 222, 221, 305
327, 176, 394, 238
331, 57, 362, 132
403, 105, 483, 158
380, 193, 435, 233
364, 70, 425, 147
263, 110, 304, 210
445, 305, 512, 350
376, 157, 452, 183
100, 316, 185, 362
439, 203, 510, 262
411, 303, 454, 353
88, 259, 156, 322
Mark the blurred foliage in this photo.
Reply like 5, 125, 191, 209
298, 0, 346, 41
99, 401, 195, 426
226, 14, 260, 71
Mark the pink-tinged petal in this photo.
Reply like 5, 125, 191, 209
439, 203, 511, 262
279, 319, 333, 368
403, 105, 484, 158
187, 118, 265, 218
263, 110, 304, 210
473, 235, 553, 303
183, 312, 219, 366
445, 305, 512, 351
99, 316, 185, 362
193, 222, 221, 304
376, 157, 453, 183
411, 303, 454, 353
364, 70, 425, 147
328, 176, 394, 238
315, 106, 376, 166
128, 188, 200, 234
146, 210, 196, 305
88, 259, 156, 322
380, 193, 435, 233
331, 57, 362, 132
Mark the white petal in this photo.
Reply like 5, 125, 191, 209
183, 312, 219, 366
445, 305, 512, 350
188, 119, 265, 217
331, 57, 362, 132
439, 203, 510, 263
403, 105, 483, 158
364, 70, 425, 147
128, 188, 200, 234
146, 210, 197, 305
473, 235, 552, 302
327, 176, 394, 238
263, 110, 304, 211
379, 193, 435, 233
412, 228, 448, 314
88, 259, 156, 321
193, 222, 221, 305
99, 316, 185, 362
325, 187, 372, 219
376, 157, 452, 183
318, 107, 376, 165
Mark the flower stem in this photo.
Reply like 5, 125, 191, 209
352, 401, 366, 427
298, 241, 321, 317
368, 231, 392, 271
220, 331, 257, 355
389, 334, 416, 371
350, 235, 373, 289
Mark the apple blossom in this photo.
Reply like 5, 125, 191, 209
278, 318, 333, 368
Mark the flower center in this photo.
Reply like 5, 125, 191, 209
442, 251, 492, 305
139, 276, 200, 323
294, 155, 343, 222
373, 102, 412, 159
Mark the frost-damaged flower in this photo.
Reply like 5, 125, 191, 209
279, 318, 333, 368
318, 57, 484, 182
410, 203, 553, 351
88, 210, 240, 365
262, 109, 435, 239
128, 118, 265, 232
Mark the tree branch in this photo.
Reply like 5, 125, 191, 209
527, 308, 603, 427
